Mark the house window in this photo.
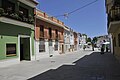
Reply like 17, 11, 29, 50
40, 25, 44, 38
55, 29, 58, 39
114, 37, 116, 47
54, 40, 58, 51
61, 32, 63, 35
118, 33, 120, 47
49, 28, 52, 38
6, 44, 16, 56
39, 39, 45, 52
3, 0, 15, 14
70, 45, 74, 49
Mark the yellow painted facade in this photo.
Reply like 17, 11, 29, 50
112, 27, 120, 60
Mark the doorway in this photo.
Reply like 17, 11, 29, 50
113, 38, 115, 55
20, 37, 30, 61
62, 44, 64, 53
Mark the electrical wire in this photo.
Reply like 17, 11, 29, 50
68, 0, 98, 15
53, 0, 98, 18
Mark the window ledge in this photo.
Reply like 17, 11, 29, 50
6, 54, 17, 57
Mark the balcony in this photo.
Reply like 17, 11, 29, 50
58, 34, 64, 43
52, 33, 55, 40
0, 0, 35, 27
55, 35, 58, 40
36, 10, 65, 28
114, 0, 120, 6
0, 8, 34, 24
44, 30, 48, 39
40, 32, 44, 39
108, 6, 120, 33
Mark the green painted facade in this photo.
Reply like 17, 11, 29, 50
0, 0, 35, 60
0, 22, 35, 60
0, 0, 34, 18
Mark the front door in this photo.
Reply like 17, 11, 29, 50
113, 38, 115, 55
20, 38, 30, 61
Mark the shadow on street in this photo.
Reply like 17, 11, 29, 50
28, 52, 120, 80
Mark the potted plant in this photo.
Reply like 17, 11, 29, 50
29, 14, 34, 24
0, 8, 4, 16
10, 13, 19, 19
23, 17, 28, 22
19, 11, 23, 21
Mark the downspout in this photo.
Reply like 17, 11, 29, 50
34, 8, 37, 60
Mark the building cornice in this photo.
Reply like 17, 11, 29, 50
36, 16, 65, 29
64, 26, 70, 31
18, 0, 38, 8
0, 17, 34, 30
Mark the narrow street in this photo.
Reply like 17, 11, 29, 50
29, 51, 120, 80
0, 49, 120, 80
0, 0, 120, 80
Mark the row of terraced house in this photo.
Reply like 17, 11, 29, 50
0, 0, 87, 67
105, 0, 120, 61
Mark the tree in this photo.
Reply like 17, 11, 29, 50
82, 34, 87, 43
87, 37, 92, 43
92, 37, 98, 48
92, 37, 97, 43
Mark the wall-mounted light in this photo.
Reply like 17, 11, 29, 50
1, 35, 3, 39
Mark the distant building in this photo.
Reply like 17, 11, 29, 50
74, 32, 78, 51
77, 33, 82, 49
64, 26, 70, 53
69, 28, 74, 51
96, 35, 110, 48
80, 34, 87, 48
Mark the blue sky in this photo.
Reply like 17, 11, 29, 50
37, 0, 107, 38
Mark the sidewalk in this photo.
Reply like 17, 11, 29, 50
0, 50, 91, 80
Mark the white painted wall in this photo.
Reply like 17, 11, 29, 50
64, 30, 70, 52
109, 34, 113, 53
35, 40, 49, 60
70, 33, 74, 45
45, 40, 49, 54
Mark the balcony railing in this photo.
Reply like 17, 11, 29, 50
109, 7, 120, 21
44, 30, 48, 39
0, 7, 34, 24
58, 34, 64, 41
56, 35, 58, 39
107, 6, 120, 29
114, 0, 120, 6
36, 10, 64, 26
40, 32, 44, 38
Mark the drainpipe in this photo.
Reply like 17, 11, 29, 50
34, 8, 37, 61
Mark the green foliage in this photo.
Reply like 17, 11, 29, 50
0, 8, 4, 16
10, 13, 19, 19
92, 37, 97, 43
29, 14, 34, 24
87, 37, 92, 42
